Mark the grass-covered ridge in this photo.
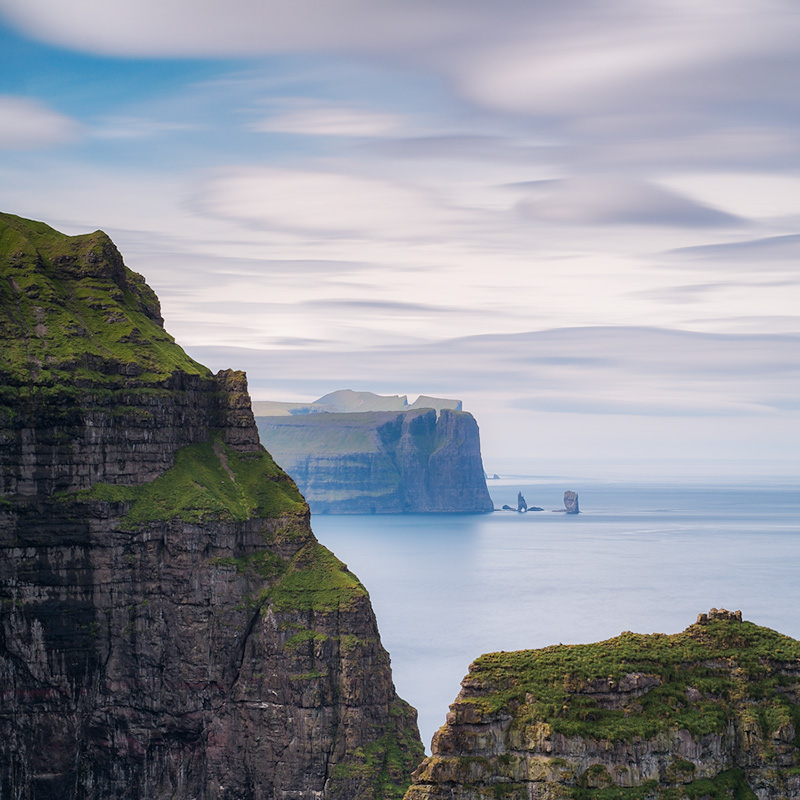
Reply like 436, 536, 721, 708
0, 212, 208, 384
464, 619, 800, 743
85, 433, 307, 526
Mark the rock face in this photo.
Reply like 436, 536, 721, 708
256, 408, 493, 514
0, 213, 423, 800
405, 612, 800, 800
564, 490, 580, 514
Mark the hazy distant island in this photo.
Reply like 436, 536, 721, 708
254, 390, 493, 514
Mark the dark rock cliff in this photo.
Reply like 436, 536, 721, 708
405, 611, 800, 800
256, 408, 493, 514
0, 213, 423, 800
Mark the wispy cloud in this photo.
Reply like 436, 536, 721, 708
192, 166, 466, 239
670, 233, 800, 264
189, 326, 800, 416
91, 115, 198, 139
251, 106, 404, 137
516, 177, 741, 228
0, 95, 81, 149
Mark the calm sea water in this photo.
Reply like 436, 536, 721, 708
312, 478, 800, 751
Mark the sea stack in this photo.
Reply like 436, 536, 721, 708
564, 489, 580, 513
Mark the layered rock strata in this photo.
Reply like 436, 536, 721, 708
0, 213, 423, 800
406, 612, 800, 800
256, 409, 493, 514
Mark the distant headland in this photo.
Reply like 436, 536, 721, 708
255, 390, 493, 514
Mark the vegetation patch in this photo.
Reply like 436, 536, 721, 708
267, 541, 367, 613
0, 213, 207, 385
328, 699, 426, 800
85, 434, 306, 526
464, 621, 800, 744
284, 628, 330, 650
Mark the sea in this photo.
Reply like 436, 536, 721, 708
312, 476, 800, 751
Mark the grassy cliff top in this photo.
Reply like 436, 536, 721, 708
0, 212, 208, 385
463, 617, 800, 742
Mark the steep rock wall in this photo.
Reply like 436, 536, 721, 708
0, 213, 423, 800
256, 409, 493, 514
405, 614, 800, 800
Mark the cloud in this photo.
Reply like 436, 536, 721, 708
444, 3, 800, 123
193, 166, 464, 239
516, 177, 741, 228
304, 299, 465, 315
186, 326, 800, 418
670, 233, 800, 264
0, 0, 520, 57
561, 127, 800, 173
251, 106, 404, 137
0, 95, 81, 149
4, 0, 797, 132
91, 116, 198, 139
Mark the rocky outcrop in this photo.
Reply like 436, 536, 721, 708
0, 213, 423, 800
256, 408, 493, 514
564, 490, 580, 514
405, 612, 800, 800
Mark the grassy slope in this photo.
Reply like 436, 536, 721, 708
0, 212, 207, 385
466, 620, 800, 743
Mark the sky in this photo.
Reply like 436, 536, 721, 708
1, 0, 798, 478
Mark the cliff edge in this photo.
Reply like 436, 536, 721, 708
0, 213, 423, 799
406, 610, 800, 800
256, 404, 493, 514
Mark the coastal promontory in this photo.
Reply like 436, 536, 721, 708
0, 213, 423, 799
255, 393, 493, 514
406, 610, 800, 799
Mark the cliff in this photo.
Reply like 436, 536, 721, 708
0, 213, 423, 799
255, 407, 493, 514
405, 610, 800, 800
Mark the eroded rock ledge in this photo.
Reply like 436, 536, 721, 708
405, 611, 800, 800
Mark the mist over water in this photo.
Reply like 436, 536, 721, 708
313, 479, 800, 751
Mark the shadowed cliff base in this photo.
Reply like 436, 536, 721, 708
0, 213, 424, 799
405, 610, 800, 800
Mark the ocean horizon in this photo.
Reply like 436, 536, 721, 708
313, 476, 800, 751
